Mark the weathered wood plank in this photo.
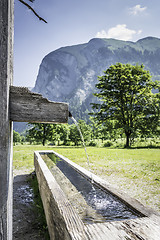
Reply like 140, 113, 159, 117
34, 151, 88, 240
84, 216, 160, 240
0, 0, 14, 239
9, 86, 69, 123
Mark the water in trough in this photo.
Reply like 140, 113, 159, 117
42, 153, 143, 225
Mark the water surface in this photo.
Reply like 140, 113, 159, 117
43, 153, 144, 224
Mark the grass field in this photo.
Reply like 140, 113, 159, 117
13, 144, 160, 212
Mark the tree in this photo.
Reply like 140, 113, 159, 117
89, 117, 99, 140
54, 124, 70, 145
69, 124, 81, 146
13, 130, 21, 145
78, 120, 91, 143
98, 121, 119, 142
69, 119, 91, 146
26, 123, 54, 146
92, 63, 160, 147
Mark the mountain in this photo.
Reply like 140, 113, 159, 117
33, 37, 160, 121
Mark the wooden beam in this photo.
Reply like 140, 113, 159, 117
9, 86, 69, 123
0, 0, 14, 238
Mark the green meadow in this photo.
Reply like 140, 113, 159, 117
13, 145, 160, 212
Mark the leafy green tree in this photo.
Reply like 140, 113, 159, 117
69, 119, 91, 146
60, 124, 70, 145
92, 63, 160, 147
54, 124, 70, 145
97, 124, 108, 143
140, 81, 160, 138
98, 122, 114, 142
69, 124, 81, 146
26, 123, 54, 146
78, 120, 91, 143
89, 117, 100, 140
13, 130, 21, 145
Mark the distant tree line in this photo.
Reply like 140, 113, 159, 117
13, 117, 160, 147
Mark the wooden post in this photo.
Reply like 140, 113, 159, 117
0, 0, 14, 239
0, 1, 69, 239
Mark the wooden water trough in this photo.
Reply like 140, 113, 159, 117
34, 150, 160, 240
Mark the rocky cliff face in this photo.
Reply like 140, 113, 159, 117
33, 37, 160, 120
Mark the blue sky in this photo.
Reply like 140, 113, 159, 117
14, 0, 160, 87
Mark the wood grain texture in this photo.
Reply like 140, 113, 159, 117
9, 86, 69, 123
84, 216, 160, 240
34, 151, 88, 240
0, 0, 14, 239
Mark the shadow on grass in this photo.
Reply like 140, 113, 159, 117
101, 145, 160, 149
129, 145, 160, 149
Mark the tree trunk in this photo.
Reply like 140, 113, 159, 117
125, 132, 130, 148
42, 139, 46, 146
42, 124, 46, 146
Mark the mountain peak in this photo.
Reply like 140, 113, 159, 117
137, 36, 160, 42
136, 36, 160, 51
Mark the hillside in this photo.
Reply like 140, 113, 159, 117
33, 36, 160, 121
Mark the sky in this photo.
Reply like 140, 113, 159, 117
14, 0, 160, 87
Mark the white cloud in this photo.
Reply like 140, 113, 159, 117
129, 5, 147, 15
96, 24, 142, 41
96, 30, 109, 38
137, 30, 142, 35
